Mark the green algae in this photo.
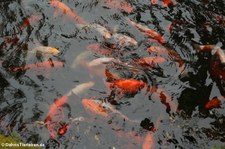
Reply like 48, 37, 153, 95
0, 134, 43, 149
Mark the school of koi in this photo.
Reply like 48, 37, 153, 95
0, 0, 225, 148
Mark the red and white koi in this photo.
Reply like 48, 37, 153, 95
111, 33, 138, 47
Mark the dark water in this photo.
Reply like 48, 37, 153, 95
0, 0, 225, 148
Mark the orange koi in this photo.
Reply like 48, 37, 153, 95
205, 98, 221, 110
147, 46, 184, 67
50, 1, 87, 24
111, 79, 146, 93
150, 0, 158, 5
20, 15, 42, 30
82, 99, 109, 117
101, 0, 134, 13
142, 116, 162, 149
11, 61, 64, 72
135, 56, 166, 67
58, 123, 70, 136
126, 18, 166, 44
86, 43, 113, 57
45, 96, 69, 138
162, 0, 174, 7
142, 132, 154, 149
47, 96, 69, 118
105, 69, 123, 81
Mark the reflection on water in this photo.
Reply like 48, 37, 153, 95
0, 0, 225, 148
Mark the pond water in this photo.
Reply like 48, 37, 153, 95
0, 0, 224, 148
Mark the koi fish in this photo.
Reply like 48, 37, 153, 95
162, 0, 174, 7
135, 56, 166, 67
32, 46, 60, 55
126, 18, 166, 44
47, 96, 69, 118
86, 43, 113, 57
45, 81, 95, 138
193, 44, 225, 64
45, 96, 69, 138
71, 51, 91, 69
78, 23, 112, 39
50, 1, 87, 24
20, 15, 42, 30
205, 98, 221, 109
101, 0, 134, 13
214, 14, 225, 26
25, 46, 60, 62
4, 36, 20, 45
152, 87, 177, 113
147, 46, 184, 67
82, 99, 109, 117
142, 132, 154, 149
57, 123, 70, 136
82, 98, 133, 121
110, 33, 138, 47
210, 59, 225, 82
88, 57, 118, 67
150, 0, 158, 5
65, 81, 95, 96
110, 79, 146, 93
105, 69, 123, 81
11, 61, 64, 72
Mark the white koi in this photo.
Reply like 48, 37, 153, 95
88, 57, 118, 67
66, 81, 95, 96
